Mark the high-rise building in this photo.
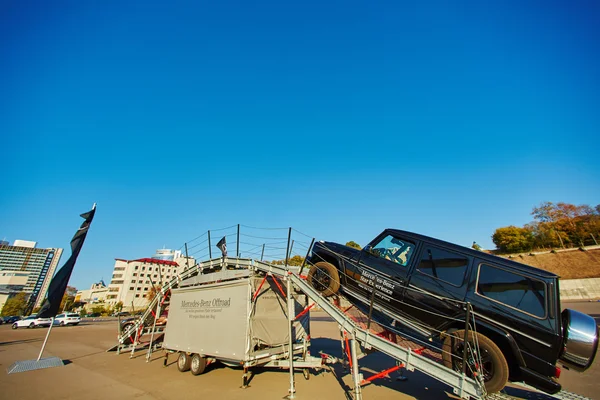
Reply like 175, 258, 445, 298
0, 270, 30, 312
0, 240, 63, 309
105, 252, 194, 311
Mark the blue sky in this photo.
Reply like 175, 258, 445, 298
1, 1, 598, 291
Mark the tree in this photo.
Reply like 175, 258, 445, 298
531, 202, 599, 248
492, 226, 534, 254
269, 255, 305, 266
146, 285, 162, 302
114, 301, 123, 313
91, 305, 107, 315
1, 292, 29, 316
346, 241, 362, 250
59, 292, 75, 312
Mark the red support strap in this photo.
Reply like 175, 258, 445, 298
344, 332, 352, 369
270, 274, 286, 298
361, 365, 402, 385
150, 309, 156, 318
294, 303, 315, 320
160, 289, 170, 306
252, 275, 268, 302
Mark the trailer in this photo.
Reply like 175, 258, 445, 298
161, 267, 330, 391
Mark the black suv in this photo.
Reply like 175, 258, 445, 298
306, 229, 598, 394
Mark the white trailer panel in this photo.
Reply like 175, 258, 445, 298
163, 279, 249, 361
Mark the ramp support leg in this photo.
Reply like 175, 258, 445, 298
146, 294, 162, 362
241, 367, 250, 388
350, 334, 363, 400
286, 273, 296, 399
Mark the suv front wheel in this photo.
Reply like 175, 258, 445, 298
307, 262, 340, 297
442, 330, 509, 393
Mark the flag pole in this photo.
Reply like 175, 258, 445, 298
37, 317, 56, 361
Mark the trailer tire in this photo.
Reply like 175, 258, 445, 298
190, 354, 207, 375
177, 352, 191, 372
303, 368, 310, 380
307, 262, 340, 297
442, 330, 509, 393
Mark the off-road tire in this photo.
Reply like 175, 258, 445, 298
442, 330, 509, 393
307, 262, 340, 297
190, 353, 207, 375
177, 352, 192, 372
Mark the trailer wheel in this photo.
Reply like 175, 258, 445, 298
177, 352, 192, 372
442, 330, 509, 393
307, 262, 340, 297
303, 368, 310, 380
190, 354, 207, 375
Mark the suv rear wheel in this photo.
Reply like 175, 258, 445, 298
442, 330, 509, 393
307, 262, 340, 297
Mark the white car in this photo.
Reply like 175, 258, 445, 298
12, 316, 52, 329
54, 313, 81, 326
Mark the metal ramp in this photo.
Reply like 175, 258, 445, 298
252, 259, 485, 400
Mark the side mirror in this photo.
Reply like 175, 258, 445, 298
363, 245, 374, 255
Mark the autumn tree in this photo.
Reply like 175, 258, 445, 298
146, 285, 162, 302
492, 226, 534, 254
346, 241, 362, 250
1, 292, 29, 316
531, 202, 599, 248
59, 292, 76, 312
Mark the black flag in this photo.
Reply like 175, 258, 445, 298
37, 205, 96, 318
216, 236, 227, 257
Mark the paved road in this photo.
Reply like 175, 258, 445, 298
0, 301, 598, 400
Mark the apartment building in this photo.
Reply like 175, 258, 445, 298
106, 250, 194, 311
0, 240, 63, 309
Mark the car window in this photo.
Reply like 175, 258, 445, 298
476, 264, 546, 318
416, 246, 469, 286
371, 235, 415, 267
57, 314, 65, 318
67, 314, 79, 318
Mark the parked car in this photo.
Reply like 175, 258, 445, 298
54, 312, 81, 326
3, 316, 22, 324
86, 312, 101, 318
12, 316, 52, 329
306, 229, 599, 394
113, 311, 130, 317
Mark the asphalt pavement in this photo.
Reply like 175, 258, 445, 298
0, 302, 598, 400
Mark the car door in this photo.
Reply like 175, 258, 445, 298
347, 233, 418, 318
402, 243, 472, 332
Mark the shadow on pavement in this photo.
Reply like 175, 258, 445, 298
0, 338, 42, 346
